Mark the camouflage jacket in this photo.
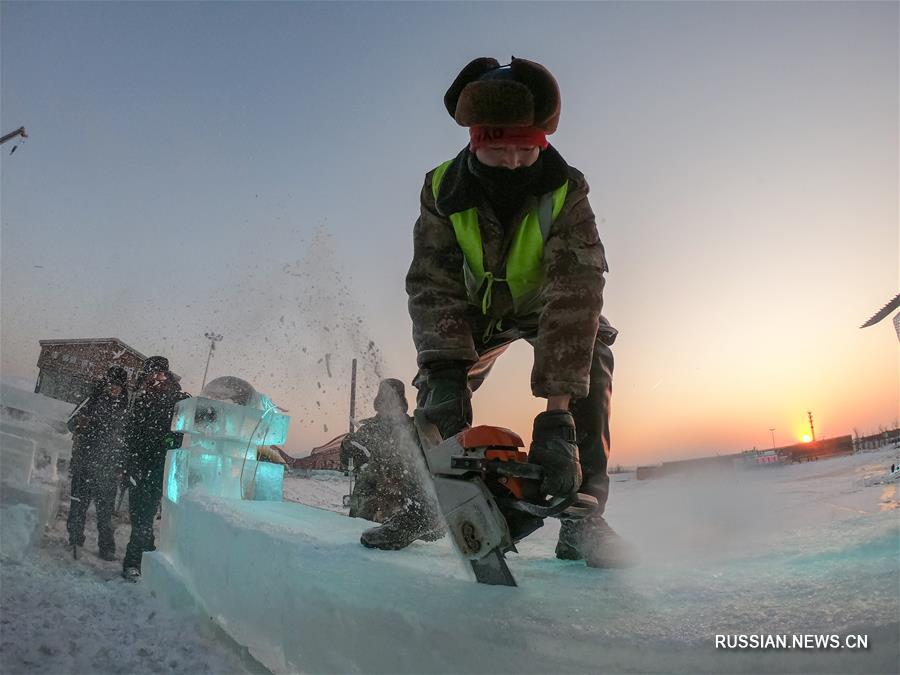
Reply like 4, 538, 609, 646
406, 146, 613, 399
340, 414, 416, 474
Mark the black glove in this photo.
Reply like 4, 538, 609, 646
421, 362, 472, 440
528, 410, 582, 498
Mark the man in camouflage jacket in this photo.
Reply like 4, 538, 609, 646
396, 57, 633, 567
344, 380, 443, 550
341, 379, 415, 522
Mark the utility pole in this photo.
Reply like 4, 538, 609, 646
807, 411, 816, 442
346, 358, 358, 507
349, 358, 357, 433
769, 428, 776, 449
201, 332, 223, 390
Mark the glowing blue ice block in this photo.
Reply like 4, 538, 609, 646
165, 380, 289, 503
165, 448, 286, 503
172, 397, 289, 458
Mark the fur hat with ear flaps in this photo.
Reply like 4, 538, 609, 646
444, 57, 561, 133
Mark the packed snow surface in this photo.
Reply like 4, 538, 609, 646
2, 445, 898, 674
161, 446, 897, 674
0, 509, 259, 675
282, 469, 349, 513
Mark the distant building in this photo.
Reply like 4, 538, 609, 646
740, 448, 782, 467
635, 434, 856, 480
35, 338, 147, 404
291, 435, 346, 471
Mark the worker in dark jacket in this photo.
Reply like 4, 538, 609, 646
396, 57, 634, 567
341, 380, 442, 548
341, 380, 414, 522
121, 356, 188, 579
66, 366, 130, 560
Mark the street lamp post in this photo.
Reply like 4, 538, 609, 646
201, 332, 223, 390
769, 428, 776, 449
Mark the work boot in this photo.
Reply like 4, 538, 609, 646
556, 517, 637, 568
360, 510, 444, 551
98, 550, 117, 562
122, 567, 141, 582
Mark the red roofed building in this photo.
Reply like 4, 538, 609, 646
289, 434, 347, 471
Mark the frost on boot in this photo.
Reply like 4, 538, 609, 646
360, 504, 444, 551
122, 567, 142, 582
556, 517, 637, 568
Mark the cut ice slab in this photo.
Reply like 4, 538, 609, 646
164, 448, 284, 503
0, 381, 74, 426
143, 495, 899, 675
171, 397, 288, 447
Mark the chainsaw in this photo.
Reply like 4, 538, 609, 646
413, 409, 597, 586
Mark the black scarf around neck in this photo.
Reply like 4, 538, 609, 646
467, 153, 550, 227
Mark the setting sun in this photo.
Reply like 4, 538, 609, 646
802, 434, 812, 443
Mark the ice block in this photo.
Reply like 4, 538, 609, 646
165, 377, 289, 502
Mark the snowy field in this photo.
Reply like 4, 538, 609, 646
0, 487, 263, 675
282, 469, 350, 514
275, 448, 900, 674
2, 444, 898, 674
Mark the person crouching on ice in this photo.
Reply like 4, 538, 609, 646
340, 379, 413, 522
341, 379, 443, 549
369, 57, 635, 568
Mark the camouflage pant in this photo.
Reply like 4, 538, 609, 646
414, 321, 614, 514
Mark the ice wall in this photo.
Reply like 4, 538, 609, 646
0, 381, 74, 474
142, 495, 899, 674
0, 381, 73, 560
167, 393, 288, 501
144, 446, 899, 674
0, 381, 75, 427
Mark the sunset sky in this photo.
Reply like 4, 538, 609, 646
2, 1, 897, 465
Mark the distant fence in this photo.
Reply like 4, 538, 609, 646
636, 433, 866, 479
286, 434, 346, 471
636, 453, 741, 480
854, 428, 900, 451
782, 435, 853, 463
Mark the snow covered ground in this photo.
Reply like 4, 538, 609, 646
0, 491, 263, 675
164, 445, 898, 674
2, 445, 898, 674
282, 469, 350, 514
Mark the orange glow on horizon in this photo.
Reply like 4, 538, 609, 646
802, 434, 812, 443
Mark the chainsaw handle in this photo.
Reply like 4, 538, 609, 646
499, 494, 574, 519
498, 492, 599, 520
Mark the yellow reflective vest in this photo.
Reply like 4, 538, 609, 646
431, 159, 569, 318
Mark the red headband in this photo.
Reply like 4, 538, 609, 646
469, 126, 549, 151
